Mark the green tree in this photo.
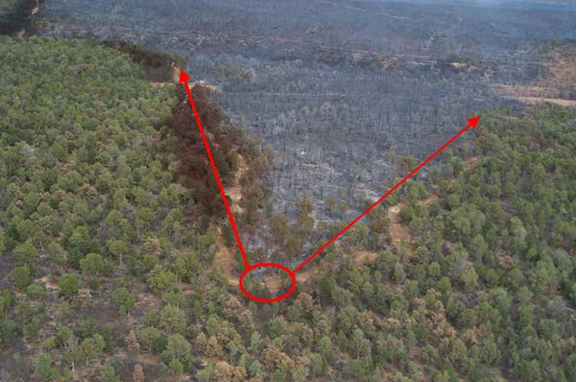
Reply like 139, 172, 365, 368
107, 239, 129, 266
345, 223, 370, 248
162, 291, 186, 307
138, 326, 162, 353
461, 267, 479, 291
58, 274, 80, 299
147, 266, 178, 292
0, 230, 6, 255
169, 359, 184, 375
105, 210, 131, 238
111, 287, 136, 316
135, 207, 155, 236
67, 226, 92, 267
14, 241, 37, 264
79, 334, 105, 365
349, 328, 370, 359
79, 253, 112, 277
32, 352, 60, 382
318, 336, 336, 364
162, 334, 193, 369
10, 265, 31, 289
172, 251, 200, 282
99, 363, 121, 382
160, 304, 187, 334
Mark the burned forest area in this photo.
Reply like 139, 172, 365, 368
0, 0, 575, 381
39, 0, 575, 218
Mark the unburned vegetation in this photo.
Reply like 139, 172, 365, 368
0, 1, 574, 381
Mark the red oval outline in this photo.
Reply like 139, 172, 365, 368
239, 263, 296, 303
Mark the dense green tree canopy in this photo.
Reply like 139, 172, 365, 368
0, 31, 573, 382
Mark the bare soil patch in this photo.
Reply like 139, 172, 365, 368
353, 250, 378, 266
294, 266, 318, 284
263, 273, 282, 295
492, 44, 575, 108
492, 84, 576, 107
386, 203, 411, 246
224, 154, 247, 215
463, 156, 487, 171
213, 231, 238, 287
418, 194, 439, 206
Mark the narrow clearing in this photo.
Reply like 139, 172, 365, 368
224, 154, 247, 215
212, 154, 248, 286
213, 231, 238, 287
386, 204, 411, 247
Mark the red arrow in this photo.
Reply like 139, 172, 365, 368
179, 69, 250, 269
293, 115, 480, 273
468, 116, 480, 128
180, 67, 480, 275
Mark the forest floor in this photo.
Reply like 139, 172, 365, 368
263, 273, 282, 295
294, 265, 320, 284
225, 154, 247, 215
386, 204, 411, 247
491, 84, 576, 107
463, 156, 485, 171
384, 156, 486, 251
212, 153, 248, 287
256, 248, 380, 294
133, 280, 163, 312
492, 44, 576, 107
353, 250, 378, 266
212, 154, 487, 292
213, 229, 239, 288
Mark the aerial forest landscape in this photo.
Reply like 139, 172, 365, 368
0, 0, 575, 381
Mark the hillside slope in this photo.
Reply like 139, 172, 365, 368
0, 16, 574, 382
0, 36, 262, 381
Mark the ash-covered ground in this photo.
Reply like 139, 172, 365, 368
40, 0, 575, 217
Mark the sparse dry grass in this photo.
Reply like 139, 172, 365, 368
492, 42, 576, 107
386, 203, 411, 247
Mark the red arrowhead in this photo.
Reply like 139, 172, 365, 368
179, 69, 190, 83
468, 116, 480, 128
